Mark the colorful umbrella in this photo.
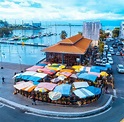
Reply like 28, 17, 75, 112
34, 87, 47, 93
100, 71, 108, 76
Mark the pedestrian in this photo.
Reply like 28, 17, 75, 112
2, 77, 5, 84
31, 91, 36, 105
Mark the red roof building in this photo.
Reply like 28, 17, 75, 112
43, 34, 92, 66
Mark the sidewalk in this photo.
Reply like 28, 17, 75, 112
0, 62, 113, 117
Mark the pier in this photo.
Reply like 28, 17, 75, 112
0, 40, 48, 47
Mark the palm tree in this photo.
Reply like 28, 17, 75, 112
60, 30, 67, 39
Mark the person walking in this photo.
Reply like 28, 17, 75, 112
31, 91, 36, 105
2, 77, 5, 84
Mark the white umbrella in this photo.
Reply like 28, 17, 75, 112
48, 91, 62, 100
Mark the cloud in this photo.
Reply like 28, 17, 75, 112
0, 0, 124, 23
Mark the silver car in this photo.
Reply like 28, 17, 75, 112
117, 64, 124, 73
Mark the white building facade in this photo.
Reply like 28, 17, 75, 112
119, 21, 124, 39
83, 21, 101, 46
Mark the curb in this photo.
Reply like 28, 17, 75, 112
0, 95, 113, 118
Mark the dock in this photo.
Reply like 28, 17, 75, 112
0, 41, 48, 47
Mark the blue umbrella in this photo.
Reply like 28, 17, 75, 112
54, 84, 71, 96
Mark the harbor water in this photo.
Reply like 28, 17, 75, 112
0, 25, 116, 65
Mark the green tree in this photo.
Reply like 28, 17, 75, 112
99, 41, 104, 53
60, 30, 67, 39
112, 27, 120, 38
78, 32, 83, 36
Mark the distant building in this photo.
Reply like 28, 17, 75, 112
119, 21, 124, 39
83, 21, 101, 46
32, 22, 41, 28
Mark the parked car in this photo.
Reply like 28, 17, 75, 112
108, 58, 113, 64
109, 47, 114, 52
111, 51, 115, 55
117, 64, 124, 73
102, 57, 107, 63
95, 59, 106, 66
120, 51, 124, 56
104, 45, 108, 51
112, 43, 117, 48
107, 54, 112, 59
116, 51, 120, 56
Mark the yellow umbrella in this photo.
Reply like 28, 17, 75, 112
72, 65, 83, 72
100, 71, 108, 77
39, 88, 47, 93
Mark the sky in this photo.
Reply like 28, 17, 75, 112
0, 0, 124, 24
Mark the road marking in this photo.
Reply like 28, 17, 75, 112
113, 89, 117, 98
4, 104, 15, 109
25, 107, 112, 119
0, 103, 4, 108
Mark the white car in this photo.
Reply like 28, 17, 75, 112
117, 64, 124, 73
109, 47, 114, 52
102, 57, 107, 63
107, 54, 112, 59
104, 45, 108, 50
116, 51, 120, 56
111, 51, 115, 55
108, 58, 113, 64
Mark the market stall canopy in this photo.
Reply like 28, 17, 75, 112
13, 81, 33, 90
57, 75, 67, 80
51, 78, 60, 83
54, 84, 71, 96
15, 71, 36, 80
27, 73, 47, 82
34, 87, 48, 93
36, 62, 48, 67
60, 69, 74, 73
77, 73, 97, 82
48, 91, 62, 100
59, 72, 72, 77
37, 82, 57, 91
100, 71, 108, 77
91, 66, 108, 72
73, 82, 89, 89
70, 74, 77, 79
72, 65, 84, 72
26, 65, 44, 72
90, 67, 100, 73
85, 67, 91, 72
73, 86, 101, 98
88, 71, 100, 77
24, 85, 36, 92
37, 68, 56, 75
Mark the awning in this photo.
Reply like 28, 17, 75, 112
77, 73, 97, 82
54, 84, 71, 96
37, 82, 57, 91
73, 86, 101, 98
73, 82, 89, 89
26, 65, 44, 72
